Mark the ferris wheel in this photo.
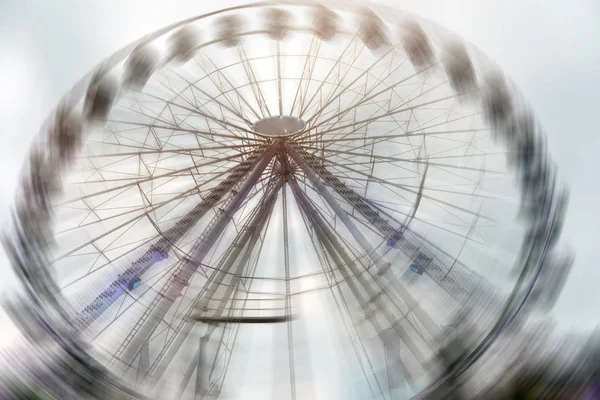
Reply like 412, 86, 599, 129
2, 1, 572, 399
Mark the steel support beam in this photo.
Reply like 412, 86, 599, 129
286, 142, 471, 304
113, 146, 276, 370
136, 342, 149, 387
194, 185, 279, 398
174, 334, 209, 400
287, 146, 437, 342
140, 181, 279, 391
280, 162, 297, 400
285, 143, 389, 272
73, 143, 275, 331
195, 335, 209, 399
289, 177, 429, 385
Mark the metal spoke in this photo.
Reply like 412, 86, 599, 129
237, 42, 272, 117
304, 46, 398, 126
298, 36, 361, 118
31, 11, 545, 400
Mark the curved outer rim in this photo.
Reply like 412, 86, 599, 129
4, 1, 565, 398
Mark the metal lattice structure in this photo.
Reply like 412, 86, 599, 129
2, 2, 572, 399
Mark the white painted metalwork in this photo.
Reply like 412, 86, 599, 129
4, 2, 570, 399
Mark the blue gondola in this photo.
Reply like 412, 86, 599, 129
409, 263, 424, 275
128, 277, 142, 291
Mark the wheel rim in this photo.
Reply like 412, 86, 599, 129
4, 2, 569, 399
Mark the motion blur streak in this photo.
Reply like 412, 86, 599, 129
0, 1, 598, 399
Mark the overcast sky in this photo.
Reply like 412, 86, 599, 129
0, 0, 598, 350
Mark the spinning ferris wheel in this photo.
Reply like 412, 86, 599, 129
3, 1, 572, 399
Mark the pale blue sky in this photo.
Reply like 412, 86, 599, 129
0, 0, 598, 349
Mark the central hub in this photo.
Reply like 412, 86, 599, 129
252, 115, 306, 137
